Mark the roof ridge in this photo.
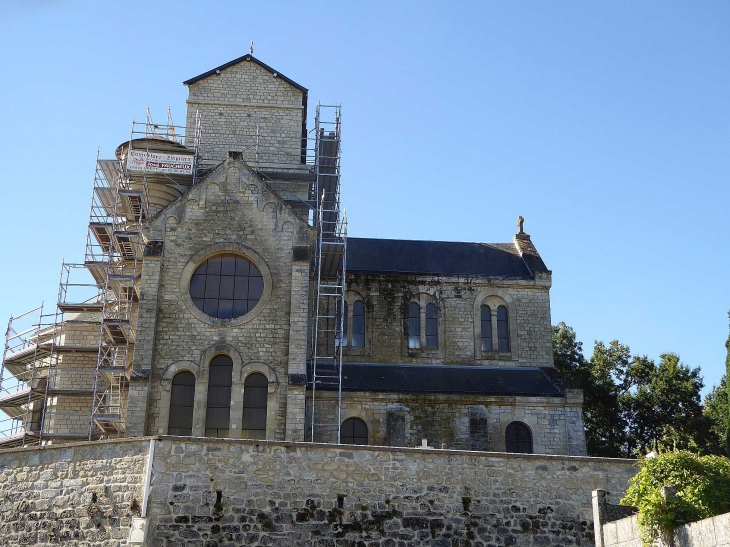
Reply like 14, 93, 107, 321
183, 54, 308, 92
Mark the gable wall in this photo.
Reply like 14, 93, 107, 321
141, 161, 310, 440
185, 61, 305, 167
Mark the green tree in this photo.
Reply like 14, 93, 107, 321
726, 312, 730, 456
633, 353, 704, 453
702, 374, 728, 455
552, 323, 709, 458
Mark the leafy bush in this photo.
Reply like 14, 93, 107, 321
621, 451, 730, 545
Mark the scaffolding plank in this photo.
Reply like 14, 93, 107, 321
0, 387, 44, 413
57, 302, 104, 313
2, 344, 50, 366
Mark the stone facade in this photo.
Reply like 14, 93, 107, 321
184, 56, 307, 170
343, 274, 553, 367
1, 54, 588, 459
0, 437, 637, 547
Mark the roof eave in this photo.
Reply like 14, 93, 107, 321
183, 54, 308, 93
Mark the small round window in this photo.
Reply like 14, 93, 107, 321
189, 254, 263, 319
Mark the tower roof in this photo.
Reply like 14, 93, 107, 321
183, 54, 308, 92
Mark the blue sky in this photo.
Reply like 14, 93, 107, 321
1, 1, 728, 395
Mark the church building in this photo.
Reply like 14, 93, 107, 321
0, 54, 587, 456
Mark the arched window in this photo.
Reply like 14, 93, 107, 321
168, 371, 195, 436
205, 355, 232, 438
505, 422, 532, 453
497, 306, 510, 352
408, 302, 421, 349
242, 373, 268, 440
341, 417, 368, 445
336, 301, 348, 347
425, 303, 438, 349
480, 305, 493, 352
352, 301, 365, 347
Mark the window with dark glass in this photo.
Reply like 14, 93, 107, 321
168, 371, 195, 436
425, 303, 438, 350
352, 301, 365, 347
242, 373, 268, 440
205, 355, 232, 438
408, 302, 421, 349
481, 305, 493, 352
497, 305, 510, 352
341, 417, 368, 445
336, 301, 348, 347
189, 253, 263, 319
505, 421, 532, 453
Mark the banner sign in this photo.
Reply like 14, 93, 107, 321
126, 150, 194, 175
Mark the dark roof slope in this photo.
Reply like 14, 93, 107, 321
347, 237, 533, 278
312, 364, 564, 397
183, 54, 308, 92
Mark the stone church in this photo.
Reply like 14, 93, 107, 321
0, 54, 587, 456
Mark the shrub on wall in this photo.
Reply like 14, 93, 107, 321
621, 451, 730, 545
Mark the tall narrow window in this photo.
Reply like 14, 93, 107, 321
168, 371, 195, 436
205, 355, 232, 438
425, 303, 438, 349
242, 373, 268, 440
497, 305, 510, 352
408, 302, 421, 349
480, 305, 493, 352
505, 422, 532, 453
341, 417, 368, 445
352, 301, 365, 347
336, 301, 348, 347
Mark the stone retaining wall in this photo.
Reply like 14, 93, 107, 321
150, 437, 635, 546
0, 437, 638, 546
0, 438, 148, 545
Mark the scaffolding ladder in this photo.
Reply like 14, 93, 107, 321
309, 104, 347, 443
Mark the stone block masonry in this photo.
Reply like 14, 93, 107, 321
0, 437, 637, 546
0, 438, 148, 545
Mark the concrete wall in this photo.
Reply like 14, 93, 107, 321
593, 490, 730, 547
0, 437, 637, 546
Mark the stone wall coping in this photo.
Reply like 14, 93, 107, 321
0, 435, 637, 465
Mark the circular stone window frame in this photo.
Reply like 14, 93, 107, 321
180, 243, 273, 327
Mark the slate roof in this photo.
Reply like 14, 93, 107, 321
183, 54, 308, 92
312, 364, 564, 397
347, 237, 534, 278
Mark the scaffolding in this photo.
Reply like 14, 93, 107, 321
308, 104, 347, 443
0, 109, 199, 447
85, 111, 199, 439
0, 100, 347, 446
0, 305, 45, 447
